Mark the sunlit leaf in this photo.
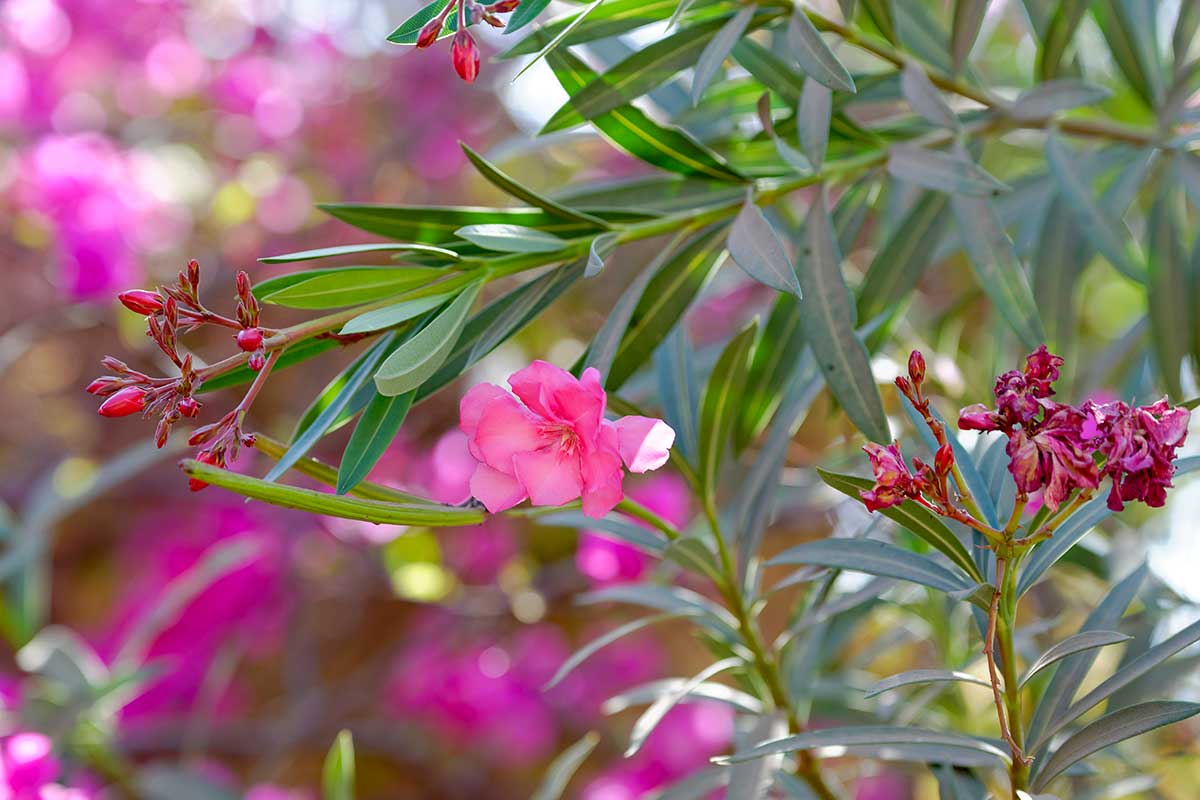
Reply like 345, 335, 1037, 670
375, 281, 482, 396
532, 732, 601, 800
864, 668, 990, 698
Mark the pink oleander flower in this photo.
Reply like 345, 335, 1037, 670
1083, 398, 1190, 511
1006, 401, 1099, 511
859, 442, 933, 512
459, 361, 675, 518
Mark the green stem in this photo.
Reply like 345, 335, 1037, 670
616, 497, 680, 541
703, 499, 840, 800
998, 563, 1030, 796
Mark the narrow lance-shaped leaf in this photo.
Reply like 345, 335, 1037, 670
585, 237, 675, 380
888, 145, 1008, 196
1094, 0, 1164, 109
259, 242, 459, 264
864, 669, 991, 698
387, 0, 452, 43
532, 733, 601, 800
798, 77, 832, 169
586, 231, 619, 278
715, 725, 1009, 766
336, 390, 415, 495
786, 11, 856, 93
1009, 80, 1112, 121
728, 195, 802, 298
1037, 0, 1088, 79
798, 188, 889, 443
1032, 702, 1200, 791
504, 0, 553, 35
501, 0, 682, 57
692, 5, 757, 105
322, 730, 354, 800
768, 538, 973, 596
258, 267, 444, 310
339, 290, 459, 335
626, 657, 742, 756
655, 325, 701, 462
513, 0, 606, 80
1019, 630, 1132, 687
734, 294, 808, 451
460, 144, 608, 227
857, 190, 949, 326
950, 185, 1046, 349
265, 333, 398, 483
1146, 186, 1189, 397
375, 281, 483, 396
545, 614, 680, 690
901, 60, 958, 128
456, 224, 569, 253
950, 0, 988, 72
319, 203, 601, 243
698, 322, 758, 496
726, 714, 787, 800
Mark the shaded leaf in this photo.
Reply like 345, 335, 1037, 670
857, 190, 949, 326
1010, 80, 1112, 121
626, 657, 742, 756
1146, 186, 1189, 397
699, 322, 758, 496
532, 732, 601, 800
798, 77, 832, 169
545, 614, 679, 689
786, 11, 856, 93
727, 714, 788, 800
322, 730, 354, 800
716, 725, 1009, 766
1037, 0, 1088, 79
728, 196, 802, 297
864, 668, 990, 698
1020, 630, 1132, 687
901, 60, 958, 128
586, 231, 619, 278
375, 281, 482, 396
339, 290, 459, 335
767, 537, 971, 595
734, 295, 808, 450
656, 326, 702, 462
950, 0, 988, 72
321, 203, 599, 243
692, 5, 757, 105
461, 144, 608, 227
336, 391, 415, 494
576, 584, 740, 640
888, 145, 1008, 196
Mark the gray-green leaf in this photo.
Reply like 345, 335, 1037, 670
456, 224, 570, 253
786, 11, 856, 93
728, 197, 802, 298
374, 281, 482, 396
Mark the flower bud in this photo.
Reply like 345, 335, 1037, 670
894, 376, 912, 397
186, 259, 200, 288
934, 443, 954, 476
451, 31, 479, 83
118, 290, 164, 316
908, 349, 926, 386
416, 17, 442, 48
86, 377, 120, 396
178, 397, 200, 418
237, 327, 264, 351
488, 0, 520, 11
188, 450, 221, 492
98, 386, 147, 417
101, 356, 130, 373
248, 350, 267, 371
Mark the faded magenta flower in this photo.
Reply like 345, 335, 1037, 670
1083, 398, 1191, 510
859, 442, 933, 512
460, 361, 675, 518
1005, 401, 1099, 511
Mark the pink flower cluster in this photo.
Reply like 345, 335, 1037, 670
0, 733, 96, 800
863, 346, 1191, 515
460, 361, 675, 518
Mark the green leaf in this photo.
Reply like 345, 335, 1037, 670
798, 77, 832, 169
950, 188, 1046, 349
798, 188, 889, 443
1033, 194, 1089, 347
1146, 186, 1190, 397
698, 322, 757, 496
538, 510, 667, 554
585, 239, 674, 380
715, 725, 1009, 766
258, 267, 445, 309
545, 614, 680, 690
857, 190, 949, 327
901, 60, 958, 128
541, 16, 740, 133
626, 657, 742, 756
260, 242, 459, 264
374, 281, 482, 396
1037, 0, 1088, 79
586, 231, 619, 278
864, 668, 991, 698
336, 391, 415, 495
768, 537, 972, 595
692, 5, 757, 105
322, 730, 354, 800
456, 224, 569, 253
950, 0, 988, 72
198, 338, 340, 393
859, 0, 896, 44
818, 470, 983, 582
387, 0, 452, 43
888, 145, 1008, 196
663, 537, 723, 584
182, 459, 485, 526
514, 0, 606, 80
339, 290, 459, 335
545, 49, 746, 182
786, 11, 856, 93
1032, 702, 1200, 791
728, 196, 803, 298
320, 203, 600, 243
1026, 563, 1148, 751
1010, 80, 1112, 121
727, 714, 787, 800
460, 144, 608, 227
735, 294, 806, 450
501, 0, 680, 57
505, 0, 554, 35
532, 733, 601, 800
606, 225, 728, 390
1019, 631, 1132, 687
655, 326, 702, 462
265, 334, 398, 483
935, 765, 988, 800
577, 584, 740, 641
1094, 0, 1164, 108
732, 39, 807, 103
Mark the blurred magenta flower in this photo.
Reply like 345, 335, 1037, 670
0, 731, 97, 799
460, 361, 675, 517
854, 769, 912, 800
577, 473, 691, 586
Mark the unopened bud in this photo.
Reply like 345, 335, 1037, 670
236, 270, 251, 298
894, 376, 912, 397
101, 356, 130, 373
155, 417, 172, 448
934, 443, 954, 476
416, 17, 442, 48
86, 377, 120, 396
188, 450, 221, 492
488, 0, 519, 11
98, 386, 147, 418
908, 349, 926, 386
237, 327, 264, 352
187, 259, 200, 287
178, 396, 200, 417
483, 13, 503, 27
118, 290, 164, 316
451, 31, 479, 83
240, 433, 257, 448
248, 350, 267, 371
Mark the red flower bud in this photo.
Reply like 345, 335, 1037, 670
248, 350, 267, 372
188, 450, 221, 492
86, 377, 120, 396
489, 0, 519, 11
934, 443, 954, 476
908, 349, 926, 386
178, 396, 200, 418
186, 259, 200, 288
483, 13, 503, 27
894, 376, 912, 397
118, 290, 164, 316
236, 327, 264, 352
451, 31, 479, 83
98, 386, 147, 417
416, 18, 442, 48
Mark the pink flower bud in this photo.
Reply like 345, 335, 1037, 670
118, 290, 164, 316
178, 397, 200, 418
416, 18, 442, 48
98, 386, 147, 417
894, 376, 912, 397
908, 349, 926, 386
237, 327, 264, 352
236, 270, 251, 297
248, 350, 267, 371
186, 259, 200, 287
451, 31, 479, 83
934, 443, 954, 476
489, 0, 520, 12
86, 377, 120, 396
483, 13, 504, 27
189, 450, 221, 492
